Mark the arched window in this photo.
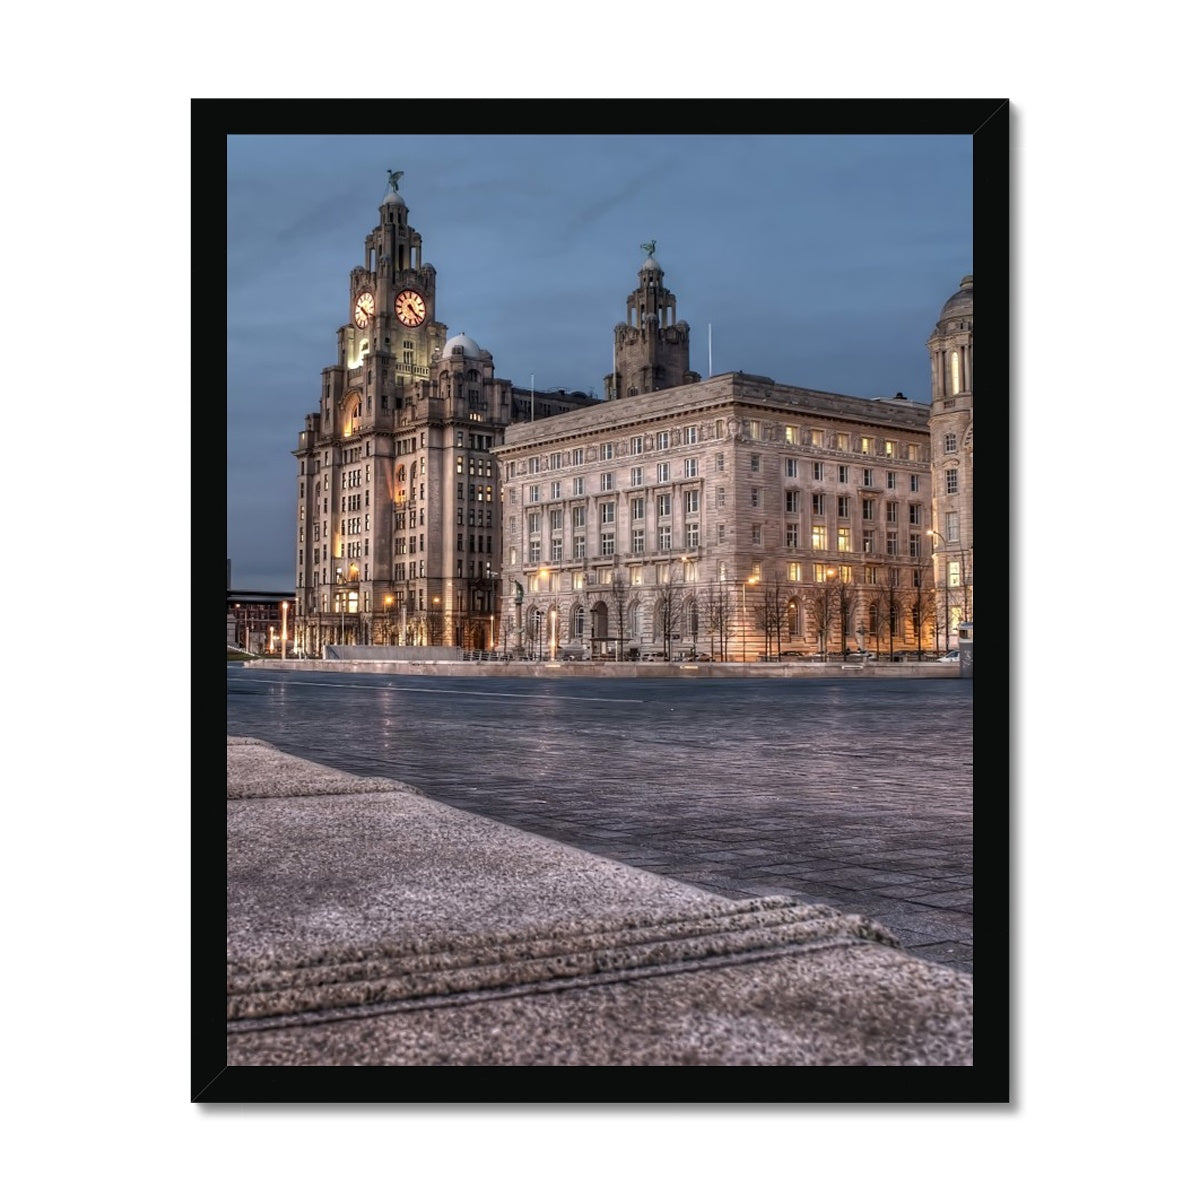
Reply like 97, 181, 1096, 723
950, 350, 961, 395
572, 604, 585, 639
629, 601, 641, 637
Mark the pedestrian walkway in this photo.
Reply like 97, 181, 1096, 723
222, 736, 973, 1072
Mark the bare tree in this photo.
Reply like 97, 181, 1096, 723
611, 565, 629, 661
654, 564, 686, 659
908, 563, 937, 660
805, 578, 839, 662
755, 576, 790, 660
829, 576, 858, 660
701, 581, 734, 660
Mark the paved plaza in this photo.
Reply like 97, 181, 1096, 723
227, 667, 974, 975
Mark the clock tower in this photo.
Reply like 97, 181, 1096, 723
605, 242, 700, 400
293, 172, 516, 655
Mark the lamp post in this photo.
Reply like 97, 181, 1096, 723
281, 601, 288, 661
740, 574, 759, 662
383, 593, 394, 646
927, 529, 950, 655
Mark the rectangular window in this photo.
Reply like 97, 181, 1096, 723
658, 527, 673, 551
572, 448, 584, 466
910, 474, 920, 492
785, 490, 801, 514
683, 457, 698, 478
838, 527, 852, 552
601, 531, 615, 554
750, 453, 761, 472
786, 523, 799, 548
784, 425, 798, 445
886, 531, 899, 555
909, 533, 922, 558
717, 486, 725, 506
812, 493, 825, 516
656, 431, 670, 450
887, 470, 897, 489
944, 433, 957, 453
573, 534, 586, 558
886, 501, 899, 523
751, 525, 762, 546
949, 560, 962, 588
946, 468, 959, 495
550, 510, 563, 531
946, 512, 960, 541
717, 523, 726, 543
812, 461, 824, 481
631, 529, 645, 554
630, 497, 645, 520
630, 466, 643, 486
715, 452, 725, 472
785, 457, 799, 478
837, 433, 849, 451
861, 532, 874, 553
573, 477, 585, 496
808, 428, 823, 447
529, 484, 540, 503
657, 462, 670, 483
630, 435, 644, 454
600, 471, 613, 491
748, 421, 761, 439
750, 487, 760, 507
837, 465, 848, 484
863, 498, 876, 521
686, 523, 699, 549
528, 457, 540, 474
550, 539, 563, 562
682, 425, 697, 444
837, 495, 850, 518
685, 490, 700, 514
529, 540, 541, 563
600, 501, 615, 524
884, 440, 896, 458
811, 526, 827, 551
528, 512, 541, 534
657, 494, 672, 517
788, 561, 803, 581
863, 468, 873, 487
572, 506, 586, 528
909, 503, 922, 525
859, 436, 873, 454
600, 441, 614, 460
549, 481, 561, 500
549, 452, 563, 469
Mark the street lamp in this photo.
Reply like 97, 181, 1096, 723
383, 593, 394, 646
927, 529, 950, 655
281, 601, 288, 662
740, 574, 759, 662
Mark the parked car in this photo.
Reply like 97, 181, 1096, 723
937, 649, 960, 663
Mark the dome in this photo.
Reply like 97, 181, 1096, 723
939, 274, 973, 321
441, 332, 482, 359
641, 254, 660, 272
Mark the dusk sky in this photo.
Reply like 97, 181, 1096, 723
227, 132, 972, 592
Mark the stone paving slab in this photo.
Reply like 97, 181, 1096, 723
226, 737, 973, 1067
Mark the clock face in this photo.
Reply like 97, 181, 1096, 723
353, 292, 375, 328
395, 289, 427, 327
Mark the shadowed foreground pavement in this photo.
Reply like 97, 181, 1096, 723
226, 736, 972, 1068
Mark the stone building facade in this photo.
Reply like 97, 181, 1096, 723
287, 176, 969, 662
290, 176, 600, 655
496, 369, 938, 662
926, 275, 974, 651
